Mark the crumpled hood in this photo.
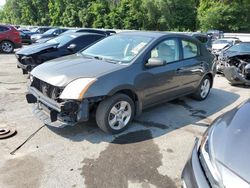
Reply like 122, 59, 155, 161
16, 42, 58, 56
31, 54, 123, 87
210, 100, 250, 183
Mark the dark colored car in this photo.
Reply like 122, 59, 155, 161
182, 99, 250, 188
16, 33, 105, 74
30, 27, 52, 34
0, 25, 22, 53
31, 28, 68, 43
64, 28, 116, 36
217, 42, 250, 71
19, 31, 32, 44
26, 32, 215, 134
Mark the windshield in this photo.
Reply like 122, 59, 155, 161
43, 28, 57, 35
227, 43, 250, 53
46, 34, 75, 47
81, 34, 152, 64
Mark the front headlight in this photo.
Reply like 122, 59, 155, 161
199, 125, 224, 188
59, 78, 97, 100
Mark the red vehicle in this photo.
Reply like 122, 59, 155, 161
0, 25, 22, 53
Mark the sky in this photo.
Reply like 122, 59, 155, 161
0, 0, 6, 7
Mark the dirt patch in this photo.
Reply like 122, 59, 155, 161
81, 130, 177, 188
0, 156, 43, 188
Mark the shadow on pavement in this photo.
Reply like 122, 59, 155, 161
47, 87, 239, 144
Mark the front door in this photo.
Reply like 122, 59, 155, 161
142, 38, 184, 106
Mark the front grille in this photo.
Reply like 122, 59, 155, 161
31, 77, 63, 101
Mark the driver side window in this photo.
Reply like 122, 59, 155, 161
150, 39, 180, 63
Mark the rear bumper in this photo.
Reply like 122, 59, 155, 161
181, 139, 210, 188
26, 86, 89, 128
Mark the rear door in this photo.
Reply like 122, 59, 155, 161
178, 39, 204, 92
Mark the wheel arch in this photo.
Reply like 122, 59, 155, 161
107, 86, 142, 117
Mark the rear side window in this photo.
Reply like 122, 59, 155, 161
182, 40, 199, 59
0, 26, 9, 33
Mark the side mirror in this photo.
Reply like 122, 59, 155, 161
145, 57, 166, 67
67, 44, 76, 51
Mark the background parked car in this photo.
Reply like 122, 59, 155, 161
207, 30, 224, 40
0, 25, 22, 53
30, 27, 52, 34
31, 28, 68, 43
64, 28, 116, 36
182, 99, 250, 188
217, 42, 250, 74
16, 32, 106, 74
212, 37, 241, 57
26, 31, 215, 134
19, 30, 32, 44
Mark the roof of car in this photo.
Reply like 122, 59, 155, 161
62, 32, 105, 37
117, 31, 192, 38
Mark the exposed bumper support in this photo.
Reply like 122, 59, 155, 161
26, 86, 89, 128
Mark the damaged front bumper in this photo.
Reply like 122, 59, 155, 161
224, 66, 250, 86
16, 55, 37, 74
26, 86, 89, 128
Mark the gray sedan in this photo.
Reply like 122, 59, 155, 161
182, 99, 250, 188
26, 31, 215, 133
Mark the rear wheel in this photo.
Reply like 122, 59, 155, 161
192, 75, 211, 101
0, 41, 14, 53
96, 93, 135, 134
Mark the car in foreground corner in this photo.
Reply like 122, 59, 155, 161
16, 32, 105, 74
182, 99, 250, 188
26, 31, 215, 134
0, 25, 22, 53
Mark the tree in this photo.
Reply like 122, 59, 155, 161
198, 0, 250, 32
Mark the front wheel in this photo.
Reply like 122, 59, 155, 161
96, 94, 135, 134
192, 75, 211, 101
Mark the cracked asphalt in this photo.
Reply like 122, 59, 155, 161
0, 53, 249, 188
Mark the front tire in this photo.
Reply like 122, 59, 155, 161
96, 93, 135, 134
193, 75, 211, 101
0, 41, 14, 53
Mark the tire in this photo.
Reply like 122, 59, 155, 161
192, 75, 211, 101
96, 93, 135, 134
0, 41, 14, 53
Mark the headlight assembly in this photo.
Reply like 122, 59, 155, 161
59, 78, 97, 100
199, 126, 224, 188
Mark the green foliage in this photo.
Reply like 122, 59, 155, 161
198, 0, 250, 32
0, 0, 249, 32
